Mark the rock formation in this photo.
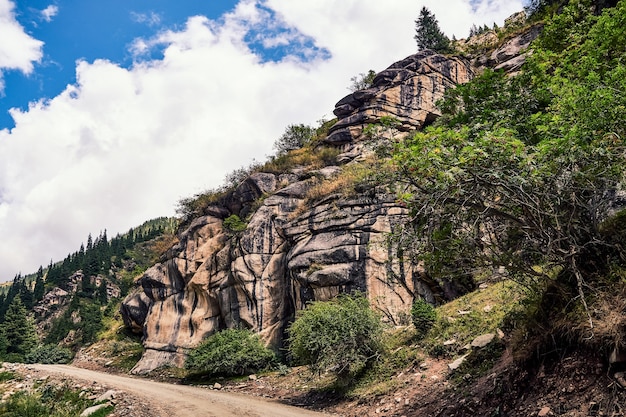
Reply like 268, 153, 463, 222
121, 31, 538, 373
326, 50, 473, 148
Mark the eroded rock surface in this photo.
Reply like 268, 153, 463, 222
326, 50, 473, 147
121, 51, 480, 374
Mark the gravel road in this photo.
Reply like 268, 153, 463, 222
31, 364, 330, 417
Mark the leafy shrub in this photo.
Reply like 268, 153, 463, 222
411, 298, 437, 336
25, 344, 73, 364
223, 215, 247, 233
185, 328, 276, 377
0, 392, 49, 416
287, 293, 383, 379
0, 370, 16, 382
273, 124, 315, 154
348, 70, 376, 92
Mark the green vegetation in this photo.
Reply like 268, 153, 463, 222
25, 344, 73, 364
0, 297, 38, 362
411, 298, 437, 337
185, 328, 276, 377
348, 69, 377, 92
0, 382, 114, 417
391, 0, 626, 356
273, 124, 316, 154
223, 214, 247, 233
287, 293, 383, 380
414, 7, 452, 53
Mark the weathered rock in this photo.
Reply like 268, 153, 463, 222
120, 50, 496, 373
122, 168, 446, 373
326, 50, 473, 148
80, 403, 112, 417
490, 24, 543, 73
471, 333, 496, 348
448, 354, 469, 371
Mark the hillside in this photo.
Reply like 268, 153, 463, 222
1, 1, 626, 416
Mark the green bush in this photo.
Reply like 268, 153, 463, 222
287, 293, 383, 379
223, 215, 247, 233
25, 344, 73, 364
185, 328, 276, 377
411, 298, 437, 336
0, 392, 50, 416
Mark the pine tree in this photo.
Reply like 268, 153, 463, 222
34, 266, 45, 302
1, 297, 37, 360
414, 7, 452, 53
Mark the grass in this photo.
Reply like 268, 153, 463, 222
0, 382, 114, 417
261, 146, 340, 174
420, 280, 524, 358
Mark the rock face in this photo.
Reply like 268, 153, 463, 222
120, 50, 487, 374
326, 50, 473, 147
123, 168, 435, 374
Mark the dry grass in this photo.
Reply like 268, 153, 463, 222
289, 162, 376, 220
261, 146, 340, 174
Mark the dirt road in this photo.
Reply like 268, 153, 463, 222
31, 364, 330, 417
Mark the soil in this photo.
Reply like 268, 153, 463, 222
31, 345, 626, 417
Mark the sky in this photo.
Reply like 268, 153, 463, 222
0, 0, 525, 281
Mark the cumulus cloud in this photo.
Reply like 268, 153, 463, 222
0, 0, 524, 279
41, 4, 58, 22
0, 0, 44, 91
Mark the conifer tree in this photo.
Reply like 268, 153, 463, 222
414, 7, 452, 53
34, 266, 45, 302
1, 297, 37, 360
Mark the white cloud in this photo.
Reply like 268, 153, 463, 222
41, 4, 58, 22
0, 0, 44, 91
0, 0, 524, 280
130, 11, 162, 27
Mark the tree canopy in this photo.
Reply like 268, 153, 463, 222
414, 7, 452, 53
391, 0, 626, 332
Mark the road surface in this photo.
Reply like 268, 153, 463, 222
31, 364, 330, 417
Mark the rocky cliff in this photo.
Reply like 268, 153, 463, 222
121, 31, 538, 373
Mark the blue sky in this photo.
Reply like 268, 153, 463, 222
0, 0, 525, 281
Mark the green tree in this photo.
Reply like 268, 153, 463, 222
390, 0, 626, 331
348, 69, 377, 92
288, 293, 383, 379
273, 124, 315, 154
33, 266, 45, 302
1, 297, 37, 361
414, 7, 452, 53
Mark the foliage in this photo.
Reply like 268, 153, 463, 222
185, 328, 276, 377
273, 124, 315, 154
0, 382, 114, 417
411, 298, 437, 336
287, 293, 384, 379
0, 297, 37, 362
414, 7, 452, 53
44, 296, 104, 346
222, 214, 247, 233
348, 70, 377, 92
390, 0, 626, 337
25, 344, 73, 364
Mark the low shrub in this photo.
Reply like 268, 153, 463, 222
185, 328, 276, 377
223, 215, 247, 233
25, 344, 73, 364
411, 298, 437, 337
288, 293, 384, 379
